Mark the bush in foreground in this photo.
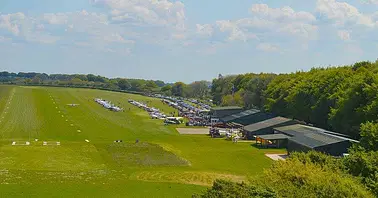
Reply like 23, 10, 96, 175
192, 179, 276, 198
195, 152, 374, 198
261, 159, 372, 198
343, 148, 378, 195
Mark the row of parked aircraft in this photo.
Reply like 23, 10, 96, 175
128, 99, 167, 119
128, 99, 184, 124
94, 98, 123, 112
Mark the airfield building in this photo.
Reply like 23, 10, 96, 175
243, 116, 299, 139
209, 106, 243, 125
210, 106, 243, 119
220, 109, 276, 126
256, 124, 359, 156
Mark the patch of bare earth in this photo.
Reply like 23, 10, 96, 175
130, 171, 246, 186
265, 154, 288, 161
176, 128, 209, 135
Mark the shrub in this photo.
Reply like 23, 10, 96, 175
193, 179, 276, 198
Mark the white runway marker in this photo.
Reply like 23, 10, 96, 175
85, 139, 90, 143
12, 142, 16, 146
77, 130, 81, 133
25, 142, 30, 145
43, 142, 47, 146
56, 142, 60, 146
35, 139, 38, 142
55, 107, 58, 109
65, 120, 68, 122
61, 115, 64, 117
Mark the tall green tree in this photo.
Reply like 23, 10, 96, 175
343, 148, 378, 195
359, 122, 378, 151
144, 80, 158, 91
171, 82, 187, 97
118, 79, 131, 90
189, 81, 209, 99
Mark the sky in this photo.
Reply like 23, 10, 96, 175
0, 0, 378, 83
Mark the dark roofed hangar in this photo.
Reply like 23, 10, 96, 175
243, 116, 299, 139
273, 124, 359, 156
210, 106, 243, 119
220, 109, 276, 126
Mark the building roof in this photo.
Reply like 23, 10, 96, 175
211, 106, 243, 111
221, 109, 260, 123
243, 117, 292, 132
257, 133, 290, 140
226, 122, 244, 128
274, 124, 359, 148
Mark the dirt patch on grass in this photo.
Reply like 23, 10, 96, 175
265, 154, 288, 161
106, 142, 189, 167
176, 128, 209, 135
131, 171, 247, 186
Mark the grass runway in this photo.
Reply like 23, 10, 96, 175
0, 85, 285, 197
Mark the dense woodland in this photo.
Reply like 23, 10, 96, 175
211, 60, 378, 140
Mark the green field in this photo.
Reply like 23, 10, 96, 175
0, 85, 284, 197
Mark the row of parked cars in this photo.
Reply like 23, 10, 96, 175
187, 98, 211, 112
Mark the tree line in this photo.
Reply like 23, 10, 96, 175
0, 71, 211, 99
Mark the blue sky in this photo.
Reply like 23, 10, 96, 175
0, 0, 378, 83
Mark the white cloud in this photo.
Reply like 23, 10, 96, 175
360, 0, 378, 4
236, 17, 275, 29
216, 20, 253, 42
250, 4, 316, 22
337, 30, 350, 41
256, 43, 279, 52
196, 24, 213, 37
279, 23, 318, 39
316, 0, 376, 27
43, 13, 68, 25
93, 0, 186, 30
215, 4, 318, 41
0, 12, 25, 35
103, 33, 135, 44
0, 10, 112, 46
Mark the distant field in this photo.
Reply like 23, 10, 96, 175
0, 85, 283, 197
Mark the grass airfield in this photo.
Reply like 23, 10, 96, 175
0, 85, 283, 197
